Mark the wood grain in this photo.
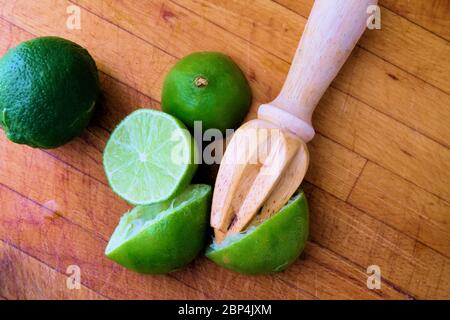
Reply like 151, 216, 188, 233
306, 135, 366, 201
334, 47, 450, 148
382, 0, 450, 41
348, 162, 450, 257
315, 88, 450, 200
275, 0, 450, 42
183, 242, 408, 300
359, 6, 450, 94
304, 183, 450, 299
274, 0, 450, 92
0, 241, 106, 300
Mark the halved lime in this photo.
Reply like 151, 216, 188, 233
106, 184, 211, 274
103, 109, 198, 205
206, 191, 309, 275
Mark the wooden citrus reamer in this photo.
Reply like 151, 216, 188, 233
211, 0, 378, 242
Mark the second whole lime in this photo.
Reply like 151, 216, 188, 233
162, 52, 252, 133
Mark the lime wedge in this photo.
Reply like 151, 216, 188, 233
206, 191, 309, 274
105, 184, 211, 274
103, 109, 198, 205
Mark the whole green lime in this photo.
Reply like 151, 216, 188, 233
106, 184, 211, 274
206, 191, 309, 275
0, 36, 99, 148
162, 52, 252, 133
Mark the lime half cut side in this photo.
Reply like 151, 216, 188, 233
105, 184, 211, 274
206, 191, 309, 275
103, 109, 198, 205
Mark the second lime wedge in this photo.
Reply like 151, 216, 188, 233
103, 109, 198, 205
206, 191, 309, 274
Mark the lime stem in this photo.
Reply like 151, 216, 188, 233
194, 76, 208, 88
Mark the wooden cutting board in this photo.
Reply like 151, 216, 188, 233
0, 0, 449, 299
